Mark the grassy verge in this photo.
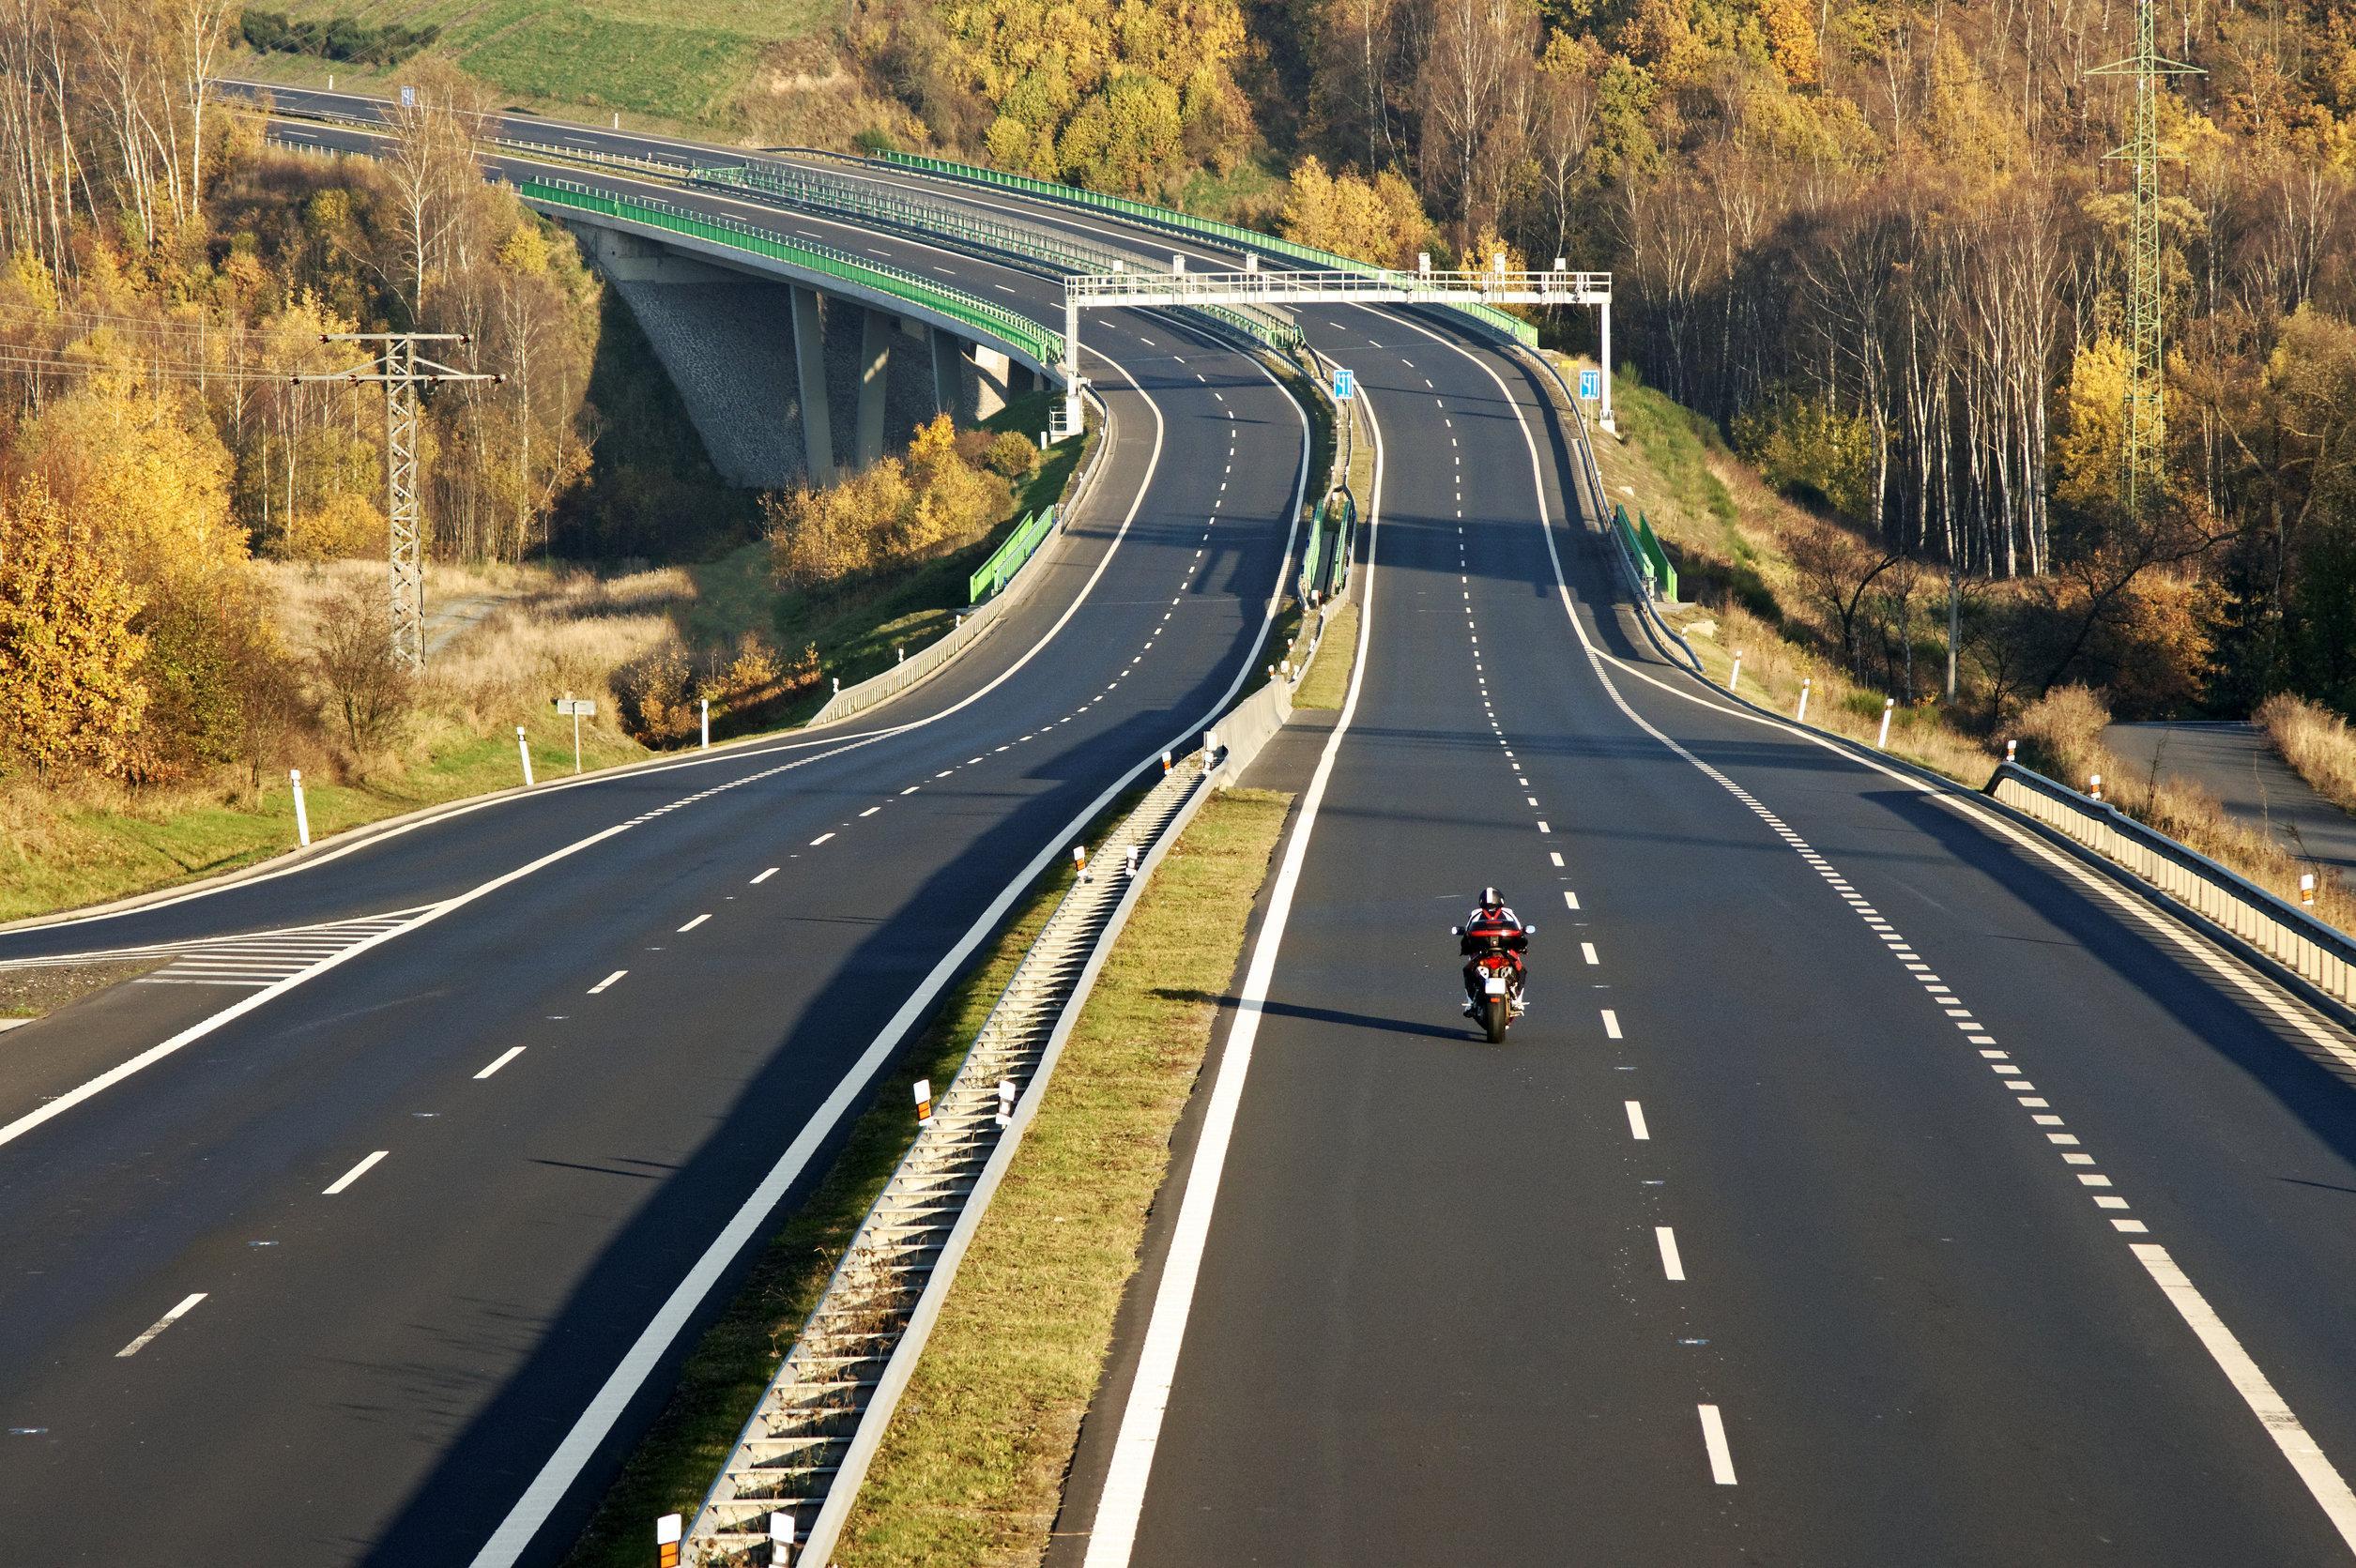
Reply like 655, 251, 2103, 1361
1294, 600, 1359, 709
2259, 693, 2356, 816
834, 787, 1293, 1564
557, 832, 1086, 1568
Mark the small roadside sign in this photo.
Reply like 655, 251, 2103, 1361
1333, 367, 1355, 401
1579, 368, 1600, 402
399, 85, 415, 109
554, 697, 595, 717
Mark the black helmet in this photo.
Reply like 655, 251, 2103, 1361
1480, 886, 1503, 912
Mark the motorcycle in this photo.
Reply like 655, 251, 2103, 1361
1452, 922, 1535, 1043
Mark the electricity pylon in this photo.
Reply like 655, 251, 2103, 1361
297, 334, 500, 669
2089, 0, 2200, 520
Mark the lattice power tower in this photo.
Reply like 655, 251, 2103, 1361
2090, 0, 2200, 519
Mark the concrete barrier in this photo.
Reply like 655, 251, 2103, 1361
1202, 670, 1294, 787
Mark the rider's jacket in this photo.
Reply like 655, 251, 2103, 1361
1459, 906, 1528, 956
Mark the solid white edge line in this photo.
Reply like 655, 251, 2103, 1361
115, 1291, 207, 1358
1079, 350, 1386, 1568
1391, 307, 2356, 1558
1699, 1404, 1737, 1484
470, 319, 1314, 1568
2133, 1243, 2356, 1549
475, 1046, 527, 1080
322, 1149, 389, 1195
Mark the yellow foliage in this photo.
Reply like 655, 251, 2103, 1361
1279, 156, 1432, 267
284, 491, 386, 561
18, 375, 245, 586
950, 0, 1250, 191
0, 480, 149, 776
2055, 336, 2129, 513
499, 222, 554, 276
766, 416, 1011, 589
1749, 0, 1819, 85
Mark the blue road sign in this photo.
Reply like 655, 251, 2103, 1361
1579, 368, 1600, 401
1333, 368, 1355, 401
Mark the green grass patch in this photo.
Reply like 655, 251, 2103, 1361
263, 0, 834, 123
0, 708, 648, 925
835, 787, 1293, 1563
1294, 599, 1358, 709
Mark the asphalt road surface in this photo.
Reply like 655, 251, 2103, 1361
20, 88, 2356, 1568
1061, 307, 2356, 1566
0, 122, 1308, 1563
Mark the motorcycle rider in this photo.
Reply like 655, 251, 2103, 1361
1457, 887, 1529, 1017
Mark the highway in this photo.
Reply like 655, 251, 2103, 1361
0, 102, 1308, 1563
15, 84, 2356, 1566
1057, 309, 2356, 1563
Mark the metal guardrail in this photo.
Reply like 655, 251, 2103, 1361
1987, 762, 2356, 1006
807, 388, 1111, 727
513, 177, 1066, 372
1509, 343, 1704, 676
687, 749, 1214, 1564
702, 164, 1300, 353
970, 506, 1058, 602
879, 150, 1540, 346
1065, 266, 1608, 309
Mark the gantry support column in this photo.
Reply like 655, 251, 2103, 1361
856, 307, 894, 468
791, 285, 836, 488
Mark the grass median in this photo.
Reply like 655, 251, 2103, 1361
834, 786, 1292, 1565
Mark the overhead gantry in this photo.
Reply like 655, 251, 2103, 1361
1059, 264, 1615, 435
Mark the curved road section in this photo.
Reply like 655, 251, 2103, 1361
1057, 308, 2356, 1564
0, 117, 1306, 1565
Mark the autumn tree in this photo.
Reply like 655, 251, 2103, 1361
0, 480, 148, 777
1279, 155, 1430, 266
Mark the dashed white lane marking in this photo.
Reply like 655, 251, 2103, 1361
1582, 942, 1600, 966
1602, 1009, 1623, 1040
1433, 297, 2356, 1547
861, 805, 882, 816
1562, 887, 1578, 905
676, 914, 710, 933
323, 1149, 389, 1195
1656, 1226, 1687, 1281
588, 970, 627, 995
751, 868, 778, 884
475, 1046, 527, 1080
115, 1292, 207, 1358
1552, 853, 1566, 869
809, 832, 835, 845
1537, 821, 1551, 834
1698, 1405, 1738, 1484
1624, 1100, 1649, 1139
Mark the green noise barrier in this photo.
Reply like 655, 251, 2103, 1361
970, 506, 1059, 602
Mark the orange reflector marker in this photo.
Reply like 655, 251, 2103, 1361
914, 1077, 933, 1123
656, 1512, 681, 1567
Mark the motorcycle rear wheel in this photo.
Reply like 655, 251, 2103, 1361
1483, 996, 1509, 1043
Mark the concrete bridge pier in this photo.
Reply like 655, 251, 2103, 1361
791, 285, 837, 489
856, 307, 895, 469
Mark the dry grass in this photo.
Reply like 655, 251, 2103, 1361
835, 789, 1293, 1566
2258, 693, 2356, 816
2014, 686, 2356, 933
